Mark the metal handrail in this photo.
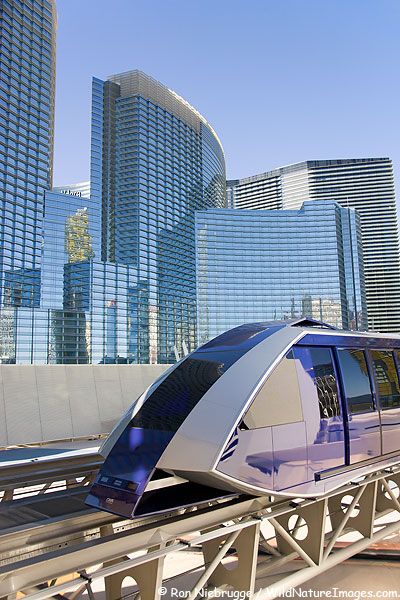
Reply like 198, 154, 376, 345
0, 452, 103, 490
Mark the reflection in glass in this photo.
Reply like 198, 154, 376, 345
309, 347, 340, 418
371, 350, 400, 410
131, 349, 242, 432
338, 349, 374, 414
65, 208, 95, 263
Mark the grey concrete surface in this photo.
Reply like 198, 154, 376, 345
0, 364, 170, 447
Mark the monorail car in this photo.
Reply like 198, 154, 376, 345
86, 319, 400, 519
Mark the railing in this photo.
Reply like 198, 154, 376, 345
0, 451, 103, 502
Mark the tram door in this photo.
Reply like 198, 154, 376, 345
370, 350, 400, 455
292, 346, 346, 477
336, 349, 381, 463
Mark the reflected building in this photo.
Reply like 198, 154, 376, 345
195, 201, 367, 345
0, 309, 15, 363
39, 190, 101, 364
2, 268, 41, 308
41, 190, 101, 308
64, 261, 144, 364
227, 158, 400, 333
65, 208, 95, 263
0, 187, 101, 364
0, 187, 146, 364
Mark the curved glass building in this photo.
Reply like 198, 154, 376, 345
91, 70, 226, 363
196, 201, 368, 345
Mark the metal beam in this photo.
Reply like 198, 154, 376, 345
187, 530, 241, 600
0, 463, 399, 600
323, 481, 368, 559
256, 518, 400, 600
0, 453, 103, 491
0, 496, 270, 595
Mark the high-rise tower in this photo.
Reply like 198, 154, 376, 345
0, 0, 57, 308
91, 70, 226, 363
196, 201, 367, 344
228, 158, 400, 333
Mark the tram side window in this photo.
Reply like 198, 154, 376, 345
308, 347, 340, 419
371, 350, 400, 410
337, 349, 374, 414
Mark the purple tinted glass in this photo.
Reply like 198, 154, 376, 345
298, 333, 400, 349
199, 323, 284, 352
129, 324, 285, 433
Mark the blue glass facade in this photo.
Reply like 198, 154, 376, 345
0, 188, 103, 364
0, 0, 56, 309
64, 261, 142, 363
41, 190, 101, 308
92, 71, 226, 363
340, 206, 366, 331
195, 201, 368, 345
0, 261, 143, 364
228, 158, 400, 333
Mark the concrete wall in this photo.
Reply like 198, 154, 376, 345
0, 364, 171, 447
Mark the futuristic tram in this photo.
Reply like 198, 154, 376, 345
86, 319, 400, 519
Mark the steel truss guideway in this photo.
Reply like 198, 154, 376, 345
0, 464, 399, 600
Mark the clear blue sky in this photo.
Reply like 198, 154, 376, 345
53, 0, 400, 192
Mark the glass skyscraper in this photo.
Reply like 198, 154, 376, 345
227, 158, 400, 333
0, 0, 57, 309
0, 187, 102, 364
91, 70, 226, 363
196, 201, 367, 345
0, 61, 227, 364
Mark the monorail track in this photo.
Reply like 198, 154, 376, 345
0, 453, 399, 600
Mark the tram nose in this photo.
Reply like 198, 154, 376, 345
86, 426, 174, 518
